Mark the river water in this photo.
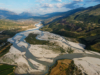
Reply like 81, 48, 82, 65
8, 22, 100, 75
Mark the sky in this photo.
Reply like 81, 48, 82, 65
0, 0, 100, 15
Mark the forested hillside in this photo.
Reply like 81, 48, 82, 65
40, 4, 100, 52
69, 4, 100, 24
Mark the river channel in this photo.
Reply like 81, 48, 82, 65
8, 22, 100, 75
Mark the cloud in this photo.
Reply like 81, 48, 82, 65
55, 3, 67, 8
29, 7, 69, 15
30, 0, 84, 15
55, 0, 83, 9
41, 3, 53, 8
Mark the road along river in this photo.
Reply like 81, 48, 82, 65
0, 22, 100, 75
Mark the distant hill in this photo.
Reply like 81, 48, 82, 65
19, 12, 40, 18
0, 9, 25, 20
43, 7, 85, 18
0, 9, 18, 19
30, 7, 85, 24
0, 10, 37, 20
0, 7, 85, 20
40, 4, 100, 52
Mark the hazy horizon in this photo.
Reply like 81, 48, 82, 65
0, 0, 100, 15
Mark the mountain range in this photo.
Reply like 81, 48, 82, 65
0, 7, 85, 20
0, 10, 33, 20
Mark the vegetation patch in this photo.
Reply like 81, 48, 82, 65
91, 42, 100, 52
0, 42, 12, 57
25, 33, 66, 53
0, 64, 15, 75
25, 33, 50, 45
67, 47, 74, 54
46, 59, 82, 75
66, 61, 83, 75
78, 35, 100, 52
41, 45, 65, 53
0, 42, 15, 75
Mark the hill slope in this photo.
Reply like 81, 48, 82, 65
41, 7, 85, 25
41, 4, 100, 52
68, 4, 100, 24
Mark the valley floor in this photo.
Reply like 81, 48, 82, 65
0, 23, 100, 75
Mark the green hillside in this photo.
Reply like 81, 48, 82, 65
40, 4, 100, 52
68, 4, 100, 24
